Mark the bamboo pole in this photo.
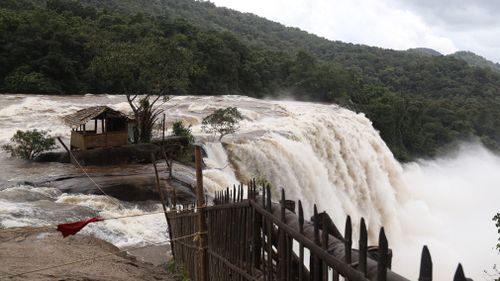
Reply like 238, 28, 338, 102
162, 113, 166, 145
152, 153, 175, 260
151, 153, 169, 224
57, 137, 70, 154
195, 145, 208, 281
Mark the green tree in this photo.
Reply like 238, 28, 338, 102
46, 0, 97, 19
1, 129, 57, 160
202, 107, 243, 141
4, 70, 60, 93
90, 39, 194, 142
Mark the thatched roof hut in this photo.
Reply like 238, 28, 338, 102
63, 106, 133, 150
62, 106, 131, 128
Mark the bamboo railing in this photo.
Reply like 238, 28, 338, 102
166, 181, 472, 281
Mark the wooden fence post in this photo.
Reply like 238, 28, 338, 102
377, 227, 388, 281
418, 246, 432, 281
195, 145, 209, 281
359, 218, 368, 277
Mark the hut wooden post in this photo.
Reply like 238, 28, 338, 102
195, 145, 208, 281
57, 137, 71, 155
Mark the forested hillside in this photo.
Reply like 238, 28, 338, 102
450, 51, 500, 73
1, 0, 500, 161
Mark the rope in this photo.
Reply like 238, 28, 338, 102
0, 231, 206, 279
171, 231, 207, 242
210, 162, 230, 171
65, 148, 122, 207
169, 203, 210, 212
0, 211, 166, 235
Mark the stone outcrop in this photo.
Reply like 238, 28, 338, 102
34, 143, 160, 166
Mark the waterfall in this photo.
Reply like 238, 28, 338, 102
202, 142, 239, 193
196, 99, 499, 280
202, 101, 409, 242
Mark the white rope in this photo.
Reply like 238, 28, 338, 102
66, 147, 123, 207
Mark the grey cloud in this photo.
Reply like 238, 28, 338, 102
393, 0, 500, 29
211, 0, 500, 63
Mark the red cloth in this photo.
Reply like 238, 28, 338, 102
57, 217, 103, 238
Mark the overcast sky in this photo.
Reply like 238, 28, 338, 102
209, 0, 500, 63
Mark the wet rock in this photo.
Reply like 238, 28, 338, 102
45, 173, 196, 204
35, 144, 160, 166
33, 152, 70, 163
72, 144, 160, 166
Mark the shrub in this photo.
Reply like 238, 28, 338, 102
172, 120, 194, 143
1, 129, 57, 160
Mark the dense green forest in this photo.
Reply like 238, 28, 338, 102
1, 0, 500, 161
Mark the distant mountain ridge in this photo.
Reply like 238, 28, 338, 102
25, 0, 498, 72
450, 51, 500, 72
406, 48, 442, 57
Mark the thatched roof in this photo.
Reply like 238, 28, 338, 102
62, 106, 131, 128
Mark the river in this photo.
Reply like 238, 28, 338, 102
0, 94, 498, 280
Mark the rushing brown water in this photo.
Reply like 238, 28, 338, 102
0, 94, 499, 280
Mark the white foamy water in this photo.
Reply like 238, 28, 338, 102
0, 94, 498, 280
55, 193, 169, 247
396, 144, 500, 280
202, 142, 240, 193
0, 185, 168, 247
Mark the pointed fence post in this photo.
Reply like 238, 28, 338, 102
195, 145, 208, 281
266, 186, 273, 281
377, 227, 388, 281
418, 246, 432, 281
344, 215, 352, 265
279, 189, 287, 281
322, 214, 330, 281
453, 264, 467, 281
312, 205, 322, 281
252, 183, 262, 270
298, 200, 305, 281
344, 215, 352, 281
359, 218, 368, 277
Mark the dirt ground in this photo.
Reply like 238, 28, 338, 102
0, 227, 181, 280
